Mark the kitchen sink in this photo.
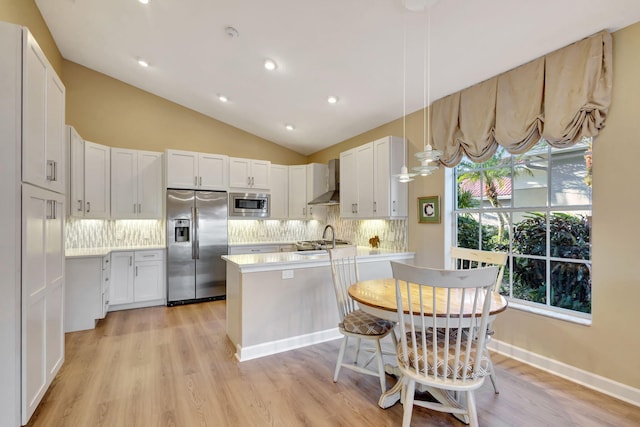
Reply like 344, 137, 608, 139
295, 239, 351, 251
294, 250, 329, 257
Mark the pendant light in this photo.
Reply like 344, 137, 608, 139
412, 7, 442, 176
394, 13, 416, 183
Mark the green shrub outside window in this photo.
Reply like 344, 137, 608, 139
453, 139, 592, 315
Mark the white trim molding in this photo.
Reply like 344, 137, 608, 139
235, 328, 342, 362
489, 339, 640, 408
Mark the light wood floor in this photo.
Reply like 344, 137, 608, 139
28, 301, 640, 426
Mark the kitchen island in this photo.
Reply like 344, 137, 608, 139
222, 247, 414, 361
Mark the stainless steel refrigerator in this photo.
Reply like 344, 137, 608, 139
166, 189, 228, 305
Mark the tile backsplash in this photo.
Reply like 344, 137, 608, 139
66, 206, 407, 251
65, 219, 165, 249
229, 206, 407, 251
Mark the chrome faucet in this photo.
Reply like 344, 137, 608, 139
322, 224, 336, 249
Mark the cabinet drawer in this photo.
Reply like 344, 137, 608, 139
135, 250, 164, 261
229, 245, 279, 255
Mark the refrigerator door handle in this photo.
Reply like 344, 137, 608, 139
191, 206, 197, 260
194, 207, 200, 259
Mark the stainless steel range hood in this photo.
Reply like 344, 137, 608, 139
308, 159, 340, 205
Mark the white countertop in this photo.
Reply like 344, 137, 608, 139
65, 246, 166, 258
222, 247, 414, 273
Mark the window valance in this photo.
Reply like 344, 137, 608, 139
431, 30, 612, 167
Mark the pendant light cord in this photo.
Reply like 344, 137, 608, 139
425, 10, 431, 151
403, 14, 407, 163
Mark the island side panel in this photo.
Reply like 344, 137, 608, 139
240, 267, 338, 348
226, 262, 242, 349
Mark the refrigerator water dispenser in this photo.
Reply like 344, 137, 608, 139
174, 219, 190, 242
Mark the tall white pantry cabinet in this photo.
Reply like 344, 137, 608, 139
0, 22, 66, 427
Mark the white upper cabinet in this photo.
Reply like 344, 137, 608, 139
288, 165, 307, 219
22, 30, 66, 195
229, 157, 270, 190
166, 149, 228, 190
373, 136, 408, 218
84, 141, 111, 218
340, 136, 408, 219
111, 148, 163, 219
340, 148, 357, 218
306, 163, 329, 220
340, 143, 373, 218
68, 127, 110, 219
288, 163, 328, 220
269, 164, 288, 219
67, 126, 85, 217
198, 152, 228, 190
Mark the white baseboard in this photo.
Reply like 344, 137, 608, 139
235, 328, 342, 362
489, 339, 640, 408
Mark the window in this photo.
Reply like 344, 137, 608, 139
453, 139, 592, 316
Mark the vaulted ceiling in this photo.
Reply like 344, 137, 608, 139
36, 0, 640, 155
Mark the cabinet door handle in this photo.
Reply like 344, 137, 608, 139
135, 266, 138, 276
86, 201, 91, 213
138, 203, 141, 214
194, 176, 198, 186
134, 203, 137, 214
309, 207, 313, 216
129, 256, 132, 266
77, 200, 83, 212
105, 277, 109, 282
53, 161, 57, 182
46, 160, 55, 181
303, 207, 306, 216
392, 200, 396, 212
373, 201, 377, 213
52, 200, 57, 219
46, 200, 53, 219
247, 176, 250, 186
199, 176, 202, 186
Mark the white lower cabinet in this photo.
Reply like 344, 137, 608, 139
110, 251, 135, 305
110, 249, 165, 309
65, 253, 110, 332
133, 251, 164, 302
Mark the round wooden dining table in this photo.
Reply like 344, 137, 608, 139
349, 278, 508, 321
348, 278, 508, 412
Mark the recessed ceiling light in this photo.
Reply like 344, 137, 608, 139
138, 0, 150, 4
327, 96, 339, 104
137, 58, 149, 67
264, 59, 277, 71
285, 124, 294, 131
218, 94, 228, 102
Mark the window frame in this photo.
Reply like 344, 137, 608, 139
451, 140, 592, 322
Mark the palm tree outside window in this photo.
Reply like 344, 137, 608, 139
453, 139, 592, 316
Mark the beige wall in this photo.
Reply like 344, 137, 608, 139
0, 0, 62, 74
489, 22, 640, 390
315, 24, 640, 391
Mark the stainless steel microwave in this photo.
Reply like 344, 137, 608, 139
229, 192, 270, 218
